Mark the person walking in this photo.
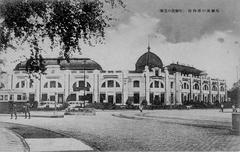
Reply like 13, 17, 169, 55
139, 103, 143, 112
23, 101, 31, 119
9, 101, 17, 119
220, 103, 224, 112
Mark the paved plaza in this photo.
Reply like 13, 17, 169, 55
0, 109, 240, 151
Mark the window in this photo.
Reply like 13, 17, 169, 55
21, 81, 25, 88
58, 82, 62, 88
116, 82, 120, 87
4, 95, 8, 100
150, 83, 153, 88
161, 83, 164, 88
182, 83, 189, 89
220, 86, 224, 92
203, 85, 209, 91
133, 80, 140, 88
44, 82, 48, 88
155, 69, 159, 76
155, 81, 159, 88
16, 83, 20, 88
116, 93, 122, 104
0, 95, 3, 100
29, 81, 33, 88
79, 81, 85, 87
194, 83, 199, 90
101, 82, 106, 88
212, 85, 218, 91
17, 95, 22, 100
107, 80, 114, 87
50, 95, 55, 101
42, 94, 47, 101
170, 82, 174, 89
50, 81, 56, 88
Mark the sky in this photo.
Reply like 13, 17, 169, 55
1, 0, 240, 88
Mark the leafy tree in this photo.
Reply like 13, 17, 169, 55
0, 0, 124, 74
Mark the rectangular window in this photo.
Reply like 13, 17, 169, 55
107, 80, 114, 88
50, 81, 56, 88
155, 70, 159, 76
23, 94, 27, 100
133, 93, 140, 104
58, 94, 64, 104
21, 81, 25, 88
171, 93, 174, 103
4, 95, 8, 100
116, 93, 122, 104
171, 82, 174, 89
50, 95, 55, 101
17, 95, 22, 100
42, 94, 48, 101
0, 95, 3, 100
10, 95, 13, 100
133, 81, 140, 88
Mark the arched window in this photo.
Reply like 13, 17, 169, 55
203, 85, 209, 91
58, 82, 62, 88
16, 80, 26, 88
212, 85, 218, 91
101, 82, 106, 88
133, 80, 140, 88
220, 86, 224, 92
116, 81, 120, 87
101, 80, 121, 88
73, 81, 91, 90
150, 80, 164, 89
182, 82, 189, 89
29, 80, 34, 88
193, 83, 200, 90
161, 82, 164, 88
43, 81, 63, 88
150, 83, 153, 88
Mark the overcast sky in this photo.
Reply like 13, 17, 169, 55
2, 0, 240, 88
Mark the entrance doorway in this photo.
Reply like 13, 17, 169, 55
108, 95, 114, 104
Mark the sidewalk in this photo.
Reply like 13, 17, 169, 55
0, 111, 64, 118
0, 127, 29, 152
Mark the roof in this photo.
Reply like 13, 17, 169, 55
166, 63, 203, 76
14, 58, 103, 71
135, 51, 163, 72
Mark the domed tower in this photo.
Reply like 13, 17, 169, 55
135, 46, 163, 72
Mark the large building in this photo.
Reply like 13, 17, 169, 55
0, 47, 227, 106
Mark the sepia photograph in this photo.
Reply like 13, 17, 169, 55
0, 0, 240, 151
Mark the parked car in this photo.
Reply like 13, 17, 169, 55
66, 101, 84, 111
38, 101, 63, 110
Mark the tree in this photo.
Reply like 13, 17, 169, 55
0, 0, 124, 74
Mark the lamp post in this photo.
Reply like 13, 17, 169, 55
83, 59, 86, 107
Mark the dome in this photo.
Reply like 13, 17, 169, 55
135, 51, 163, 72
15, 58, 102, 71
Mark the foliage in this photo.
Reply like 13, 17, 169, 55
0, 0, 124, 74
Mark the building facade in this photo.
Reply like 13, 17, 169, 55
0, 48, 227, 105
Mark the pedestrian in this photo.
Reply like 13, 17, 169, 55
220, 103, 224, 112
9, 101, 17, 119
232, 105, 237, 113
23, 101, 31, 119
139, 103, 143, 112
